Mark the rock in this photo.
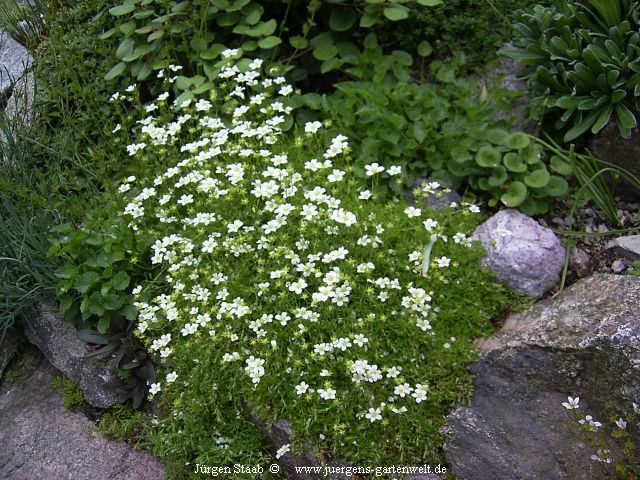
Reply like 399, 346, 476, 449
0, 327, 21, 380
0, 347, 165, 479
248, 410, 443, 480
611, 259, 626, 274
568, 246, 591, 278
484, 43, 536, 133
405, 177, 461, 211
23, 300, 121, 409
609, 234, 640, 261
443, 274, 640, 480
0, 28, 32, 100
470, 209, 565, 297
3, 71, 34, 126
590, 121, 640, 202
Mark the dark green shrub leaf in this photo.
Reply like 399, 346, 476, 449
417, 41, 433, 58
112, 271, 130, 291
503, 152, 528, 172
258, 36, 281, 49
504, 132, 530, 149
475, 145, 501, 168
329, 9, 358, 32
383, 5, 409, 21
543, 175, 569, 196
550, 156, 573, 175
109, 4, 136, 16
289, 36, 308, 49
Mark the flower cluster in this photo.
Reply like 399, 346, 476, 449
113, 53, 496, 458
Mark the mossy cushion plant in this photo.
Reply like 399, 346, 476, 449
111, 52, 526, 472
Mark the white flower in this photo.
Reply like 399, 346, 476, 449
469, 204, 481, 213
177, 194, 194, 206
394, 383, 413, 398
615, 418, 627, 429
288, 279, 308, 294
365, 163, 384, 176
353, 334, 368, 347
276, 444, 291, 459
149, 382, 161, 395
327, 169, 345, 183
365, 407, 382, 423
166, 371, 178, 383
423, 219, 439, 232
412, 384, 428, 403
404, 206, 422, 218
562, 396, 580, 410
295, 382, 309, 395
318, 388, 336, 400
279, 85, 294, 96
387, 165, 401, 176
305, 121, 322, 134
435, 256, 451, 268
358, 190, 372, 200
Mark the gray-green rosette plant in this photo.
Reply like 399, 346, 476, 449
504, 0, 640, 142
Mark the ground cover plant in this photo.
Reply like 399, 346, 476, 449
297, 36, 569, 214
108, 51, 526, 472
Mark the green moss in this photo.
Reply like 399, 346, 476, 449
51, 376, 85, 409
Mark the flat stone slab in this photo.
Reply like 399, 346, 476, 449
0, 348, 165, 480
609, 235, 640, 261
0, 27, 32, 99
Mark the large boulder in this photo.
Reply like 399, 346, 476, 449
0, 28, 32, 100
0, 347, 165, 479
470, 209, 565, 297
444, 274, 640, 480
590, 121, 640, 202
23, 300, 120, 408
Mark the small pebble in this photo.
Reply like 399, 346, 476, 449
611, 260, 626, 274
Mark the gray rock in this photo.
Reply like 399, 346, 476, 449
0, 347, 165, 479
248, 410, 442, 480
405, 177, 461, 211
23, 300, 121, 408
470, 209, 565, 297
0, 28, 32, 100
590, 121, 640, 202
611, 259, 626, 274
444, 274, 640, 480
609, 234, 640, 261
3, 71, 35, 125
568, 246, 591, 278
0, 327, 21, 380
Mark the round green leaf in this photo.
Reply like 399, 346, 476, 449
475, 145, 502, 168
313, 43, 338, 61
524, 167, 550, 188
258, 35, 281, 49
501, 181, 527, 207
550, 156, 573, 175
487, 166, 508, 186
417, 41, 433, 57
503, 152, 528, 172
416, 0, 443, 5
383, 5, 409, 21
486, 128, 508, 145
329, 9, 358, 32
521, 143, 542, 164
543, 175, 569, 197
519, 197, 549, 216
504, 132, 531, 149
289, 36, 308, 49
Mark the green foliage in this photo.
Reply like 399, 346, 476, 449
79, 319, 165, 409
47, 199, 153, 333
98, 404, 146, 444
100, 0, 442, 99
297, 38, 568, 215
505, 0, 640, 142
52, 375, 85, 408
0, 0, 46, 51
376, 0, 542, 71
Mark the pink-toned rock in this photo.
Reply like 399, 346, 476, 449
0, 348, 165, 480
471, 209, 565, 297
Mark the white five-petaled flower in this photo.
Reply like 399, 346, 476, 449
295, 382, 309, 395
387, 165, 401, 176
365, 407, 382, 423
166, 371, 178, 383
562, 396, 580, 410
318, 388, 336, 400
394, 383, 413, 398
149, 382, 161, 395
404, 206, 422, 218
305, 121, 322, 134
365, 163, 385, 176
